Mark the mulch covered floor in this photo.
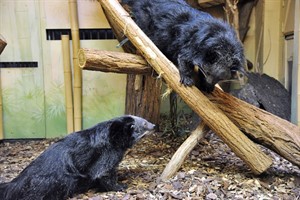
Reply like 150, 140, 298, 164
1, 116, 299, 199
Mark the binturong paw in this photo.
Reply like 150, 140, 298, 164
180, 76, 194, 86
113, 182, 128, 191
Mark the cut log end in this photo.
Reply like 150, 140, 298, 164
78, 49, 87, 69
78, 48, 152, 74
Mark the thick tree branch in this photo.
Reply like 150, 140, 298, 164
78, 49, 151, 74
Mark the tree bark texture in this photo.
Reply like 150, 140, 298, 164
100, 5, 161, 125
208, 89, 300, 167
78, 48, 151, 74
225, 0, 240, 40
126, 74, 162, 125
99, 0, 273, 175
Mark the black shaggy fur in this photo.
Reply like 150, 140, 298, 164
122, 0, 246, 92
0, 115, 155, 200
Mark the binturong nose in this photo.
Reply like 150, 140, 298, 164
148, 123, 156, 131
143, 121, 156, 131
152, 124, 156, 130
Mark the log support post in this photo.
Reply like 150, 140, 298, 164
160, 121, 209, 180
101, 4, 162, 125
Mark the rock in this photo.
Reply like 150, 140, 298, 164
230, 72, 291, 121
206, 192, 218, 199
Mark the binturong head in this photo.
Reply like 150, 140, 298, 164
129, 115, 156, 142
109, 115, 156, 149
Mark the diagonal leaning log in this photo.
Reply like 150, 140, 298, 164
98, 0, 272, 175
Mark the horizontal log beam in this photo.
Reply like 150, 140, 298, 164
78, 49, 151, 74
99, 0, 272, 175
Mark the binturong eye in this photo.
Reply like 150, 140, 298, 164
143, 122, 147, 128
230, 66, 238, 72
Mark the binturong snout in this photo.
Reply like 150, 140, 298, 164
129, 115, 156, 142
145, 122, 156, 131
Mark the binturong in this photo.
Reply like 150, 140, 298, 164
0, 115, 155, 200
122, 0, 247, 92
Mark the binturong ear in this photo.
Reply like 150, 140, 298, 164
109, 118, 136, 149
123, 121, 135, 135
110, 120, 123, 135
109, 120, 125, 142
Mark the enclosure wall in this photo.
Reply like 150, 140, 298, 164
0, 0, 126, 138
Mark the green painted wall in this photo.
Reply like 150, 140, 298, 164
1, 0, 46, 138
0, 0, 126, 139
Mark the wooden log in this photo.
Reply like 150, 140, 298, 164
78, 49, 300, 168
225, 0, 240, 40
99, 0, 272, 175
126, 74, 162, 124
0, 34, 7, 55
208, 88, 300, 167
161, 121, 209, 180
101, 4, 162, 125
78, 48, 151, 74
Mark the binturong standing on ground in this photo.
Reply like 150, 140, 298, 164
122, 0, 246, 92
0, 115, 156, 200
